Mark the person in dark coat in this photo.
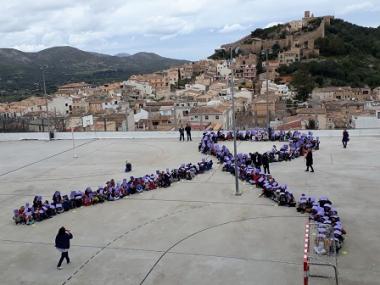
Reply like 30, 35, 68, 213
262, 153, 270, 174
342, 129, 349, 148
185, 124, 192, 141
179, 126, 185, 142
256, 152, 262, 170
55, 226, 73, 269
250, 152, 257, 167
305, 149, 314, 172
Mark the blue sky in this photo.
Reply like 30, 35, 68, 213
0, 0, 379, 60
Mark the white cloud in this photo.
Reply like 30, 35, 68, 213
264, 22, 283, 29
12, 44, 48, 52
0, 0, 379, 59
339, 2, 374, 15
219, 24, 247, 34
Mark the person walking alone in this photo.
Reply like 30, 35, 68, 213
179, 126, 185, 142
342, 129, 349, 149
185, 124, 192, 141
305, 149, 314, 172
55, 226, 73, 270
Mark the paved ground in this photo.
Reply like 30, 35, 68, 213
0, 136, 379, 285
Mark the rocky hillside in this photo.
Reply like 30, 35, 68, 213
211, 17, 380, 101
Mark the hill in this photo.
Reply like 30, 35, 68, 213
210, 17, 380, 101
0, 46, 188, 102
279, 19, 380, 100
114, 53, 131, 57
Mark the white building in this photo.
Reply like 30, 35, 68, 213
216, 61, 231, 79
235, 90, 253, 103
159, 106, 174, 116
261, 81, 292, 98
185, 83, 207, 92
102, 99, 120, 111
189, 106, 233, 129
48, 96, 73, 116
124, 80, 153, 96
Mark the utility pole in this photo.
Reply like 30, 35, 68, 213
266, 50, 270, 129
41, 66, 49, 133
230, 47, 241, 196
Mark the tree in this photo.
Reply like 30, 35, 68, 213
291, 66, 315, 102
307, 119, 317, 130
256, 58, 264, 74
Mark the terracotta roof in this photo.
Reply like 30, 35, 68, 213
145, 101, 174, 107
189, 106, 229, 115
296, 108, 326, 114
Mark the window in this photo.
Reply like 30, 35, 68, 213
215, 115, 219, 119
195, 115, 198, 118
377, 112, 380, 119
205, 115, 209, 120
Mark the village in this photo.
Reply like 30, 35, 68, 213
1, 11, 380, 133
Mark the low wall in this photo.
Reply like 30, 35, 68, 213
0, 132, 49, 141
1, 129, 380, 141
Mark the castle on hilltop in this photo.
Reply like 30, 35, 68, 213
220, 11, 334, 65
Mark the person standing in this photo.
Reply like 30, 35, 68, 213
179, 126, 185, 142
305, 149, 314, 172
256, 152, 263, 171
55, 227, 73, 270
262, 153, 270, 174
342, 129, 349, 148
185, 124, 192, 141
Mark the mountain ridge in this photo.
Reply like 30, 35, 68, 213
0, 46, 188, 102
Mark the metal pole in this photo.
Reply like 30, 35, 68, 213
266, 50, 270, 129
71, 127, 78, 158
230, 48, 241, 196
42, 67, 49, 133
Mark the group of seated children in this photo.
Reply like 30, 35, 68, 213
13, 159, 213, 225
198, 131, 346, 253
297, 195, 346, 254
212, 128, 318, 143
200, 131, 319, 166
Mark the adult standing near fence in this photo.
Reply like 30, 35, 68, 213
179, 126, 185, 142
342, 129, 349, 149
185, 124, 192, 141
305, 149, 314, 172
55, 226, 73, 270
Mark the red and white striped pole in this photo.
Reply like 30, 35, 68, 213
304, 223, 310, 285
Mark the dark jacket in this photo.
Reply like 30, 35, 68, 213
185, 126, 191, 134
342, 131, 349, 142
262, 154, 269, 166
179, 128, 184, 134
256, 154, 262, 166
306, 151, 313, 166
55, 232, 73, 249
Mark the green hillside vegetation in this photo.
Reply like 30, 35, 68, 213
0, 47, 188, 102
279, 19, 380, 101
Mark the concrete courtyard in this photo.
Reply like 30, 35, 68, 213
0, 136, 379, 285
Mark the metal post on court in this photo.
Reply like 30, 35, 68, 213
71, 127, 78, 159
230, 47, 241, 196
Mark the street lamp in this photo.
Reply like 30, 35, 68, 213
40, 65, 49, 133
261, 49, 272, 129
229, 47, 241, 196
